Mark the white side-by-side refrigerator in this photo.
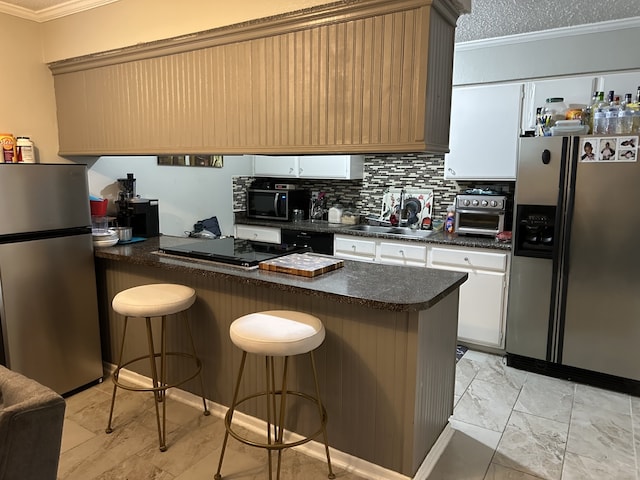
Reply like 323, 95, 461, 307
0, 163, 103, 395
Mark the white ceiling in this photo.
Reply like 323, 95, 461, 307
455, 0, 640, 43
0, 0, 118, 22
2, 0, 640, 42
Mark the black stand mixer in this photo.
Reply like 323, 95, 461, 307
116, 173, 160, 237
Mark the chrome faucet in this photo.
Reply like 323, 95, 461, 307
398, 188, 406, 223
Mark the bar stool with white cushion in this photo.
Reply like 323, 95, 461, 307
215, 310, 335, 480
106, 283, 210, 451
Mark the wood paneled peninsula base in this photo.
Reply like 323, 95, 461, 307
94, 236, 467, 478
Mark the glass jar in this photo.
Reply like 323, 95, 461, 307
341, 205, 360, 225
542, 98, 568, 135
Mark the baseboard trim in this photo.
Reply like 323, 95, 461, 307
106, 363, 453, 480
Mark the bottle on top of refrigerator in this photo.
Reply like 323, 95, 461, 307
0, 133, 16, 163
605, 94, 620, 135
16, 137, 35, 163
632, 87, 640, 134
593, 106, 607, 134
617, 94, 634, 135
587, 91, 604, 134
589, 92, 604, 133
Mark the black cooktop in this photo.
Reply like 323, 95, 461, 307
158, 237, 308, 268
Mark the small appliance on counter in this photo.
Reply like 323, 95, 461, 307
116, 173, 160, 237
246, 181, 310, 221
455, 188, 512, 237
158, 237, 309, 269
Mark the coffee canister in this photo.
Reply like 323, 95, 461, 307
0, 133, 16, 163
16, 137, 35, 163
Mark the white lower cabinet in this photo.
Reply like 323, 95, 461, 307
334, 235, 377, 262
334, 235, 427, 267
377, 240, 427, 267
427, 245, 509, 349
234, 224, 281, 244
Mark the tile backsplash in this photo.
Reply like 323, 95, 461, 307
233, 153, 514, 221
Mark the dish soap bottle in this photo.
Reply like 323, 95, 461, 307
445, 204, 456, 234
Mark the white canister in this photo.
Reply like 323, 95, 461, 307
16, 137, 35, 163
328, 204, 343, 223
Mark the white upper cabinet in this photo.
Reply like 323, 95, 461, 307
253, 155, 364, 179
253, 156, 298, 177
445, 83, 523, 181
522, 75, 598, 131
599, 71, 640, 100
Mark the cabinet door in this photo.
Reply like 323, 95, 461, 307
51, 2, 455, 156
599, 71, 640, 99
298, 155, 364, 179
378, 240, 427, 267
428, 246, 508, 348
253, 156, 298, 177
445, 83, 523, 180
523, 75, 598, 131
334, 235, 376, 262
458, 270, 506, 347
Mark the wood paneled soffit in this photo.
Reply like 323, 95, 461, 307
48, 0, 459, 74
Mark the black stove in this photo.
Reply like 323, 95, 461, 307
158, 237, 308, 268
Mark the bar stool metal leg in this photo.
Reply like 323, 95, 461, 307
145, 315, 167, 451
310, 351, 335, 479
214, 351, 248, 480
184, 311, 210, 416
105, 316, 130, 435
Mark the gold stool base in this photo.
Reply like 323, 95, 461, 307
215, 352, 335, 480
105, 314, 210, 452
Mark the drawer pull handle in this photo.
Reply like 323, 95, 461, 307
464, 257, 470, 262
398, 249, 404, 255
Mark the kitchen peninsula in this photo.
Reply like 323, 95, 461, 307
94, 236, 467, 477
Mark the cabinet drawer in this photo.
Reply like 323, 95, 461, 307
379, 241, 427, 263
429, 247, 507, 272
235, 225, 281, 244
334, 236, 376, 258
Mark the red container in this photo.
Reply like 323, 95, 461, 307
90, 198, 108, 216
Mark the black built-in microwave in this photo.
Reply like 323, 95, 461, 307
246, 187, 310, 221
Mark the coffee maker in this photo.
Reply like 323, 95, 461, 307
116, 173, 160, 237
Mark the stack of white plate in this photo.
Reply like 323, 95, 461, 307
92, 229, 119, 248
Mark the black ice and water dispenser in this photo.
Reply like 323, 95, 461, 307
513, 204, 556, 259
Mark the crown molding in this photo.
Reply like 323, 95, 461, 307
0, 0, 118, 22
455, 16, 640, 51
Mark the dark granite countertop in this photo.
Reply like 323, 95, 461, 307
235, 215, 512, 251
94, 235, 467, 313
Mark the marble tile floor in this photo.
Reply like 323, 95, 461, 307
430, 349, 640, 480
58, 378, 367, 480
58, 350, 639, 480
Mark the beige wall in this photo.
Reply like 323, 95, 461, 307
0, 13, 65, 163
41, 0, 331, 63
1, 1, 333, 162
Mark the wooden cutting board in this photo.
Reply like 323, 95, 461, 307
259, 253, 344, 277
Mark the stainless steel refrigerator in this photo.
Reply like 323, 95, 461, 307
506, 135, 640, 392
0, 164, 103, 395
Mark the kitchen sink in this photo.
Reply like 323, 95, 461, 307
346, 224, 434, 238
